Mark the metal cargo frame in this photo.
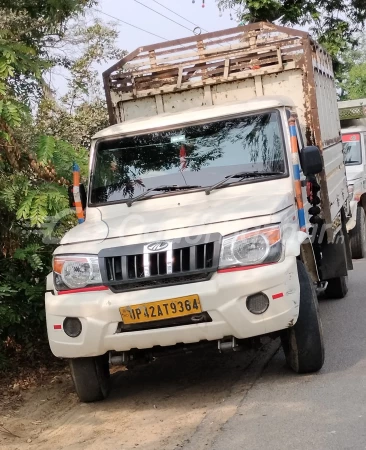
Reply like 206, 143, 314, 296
103, 22, 344, 238
104, 22, 332, 143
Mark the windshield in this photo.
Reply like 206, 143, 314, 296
343, 133, 362, 165
90, 110, 287, 205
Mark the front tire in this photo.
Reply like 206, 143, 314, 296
281, 260, 324, 373
70, 355, 111, 402
350, 206, 366, 259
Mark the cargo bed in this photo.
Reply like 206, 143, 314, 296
103, 22, 347, 237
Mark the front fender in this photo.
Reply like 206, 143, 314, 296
284, 231, 319, 283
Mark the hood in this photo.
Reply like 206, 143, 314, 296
346, 165, 364, 183
61, 180, 294, 245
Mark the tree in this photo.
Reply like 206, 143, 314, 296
36, 18, 126, 150
337, 35, 366, 100
0, 5, 124, 368
217, 0, 366, 57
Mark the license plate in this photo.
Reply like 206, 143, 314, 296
119, 294, 202, 325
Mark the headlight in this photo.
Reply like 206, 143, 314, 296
53, 255, 102, 290
219, 225, 282, 269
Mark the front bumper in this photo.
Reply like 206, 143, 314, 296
45, 256, 300, 358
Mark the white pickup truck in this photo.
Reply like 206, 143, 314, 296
338, 99, 366, 258
46, 23, 353, 402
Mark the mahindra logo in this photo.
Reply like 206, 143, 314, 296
147, 241, 169, 252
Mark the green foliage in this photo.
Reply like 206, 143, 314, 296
36, 135, 89, 178
37, 135, 56, 164
336, 35, 366, 100
36, 19, 126, 150
0, 175, 31, 211
0, 6, 124, 368
0, 35, 41, 133
0, 137, 83, 363
0, 2, 101, 367
344, 63, 366, 100
16, 185, 68, 226
0, 240, 52, 369
0, 0, 94, 21
217, 0, 366, 57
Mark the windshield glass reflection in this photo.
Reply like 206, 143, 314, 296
90, 110, 286, 204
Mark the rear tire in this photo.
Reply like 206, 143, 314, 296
70, 355, 110, 402
350, 207, 366, 259
324, 275, 348, 299
281, 260, 324, 373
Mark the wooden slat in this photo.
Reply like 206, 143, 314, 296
117, 61, 298, 101
129, 33, 247, 62
111, 53, 299, 94
122, 45, 279, 78
177, 66, 183, 88
224, 59, 230, 79
104, 22, 311, 122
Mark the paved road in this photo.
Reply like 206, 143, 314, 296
2, 261, 366, 450
212, 259, 366, 450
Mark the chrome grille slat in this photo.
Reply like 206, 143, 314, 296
189, 246, 195, 271
99, 234, 221, 290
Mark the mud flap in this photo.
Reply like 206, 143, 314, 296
342, 213, 353, 271
320, 210, 353, 281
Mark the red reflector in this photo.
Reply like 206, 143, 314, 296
54, 324, 62, 330
272, 293, 284, 300
58, 286, 109, 295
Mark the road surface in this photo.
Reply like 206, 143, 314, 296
1, 260, 366, 450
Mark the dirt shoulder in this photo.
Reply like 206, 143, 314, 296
0, 340, 279, 450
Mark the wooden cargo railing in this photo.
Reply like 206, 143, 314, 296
103, 22, 333, 124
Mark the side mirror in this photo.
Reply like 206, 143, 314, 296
68, 184, 87, 210
300, 146, 323, 176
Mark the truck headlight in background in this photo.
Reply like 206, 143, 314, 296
219, 225, 282, 269
53, 255, 102, 290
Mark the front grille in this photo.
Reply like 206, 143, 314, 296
99, 233, 221, 291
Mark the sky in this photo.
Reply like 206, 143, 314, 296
49, 0, 237, 96
93, 0, 235, 52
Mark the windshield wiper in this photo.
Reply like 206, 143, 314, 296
127, 185, 201, 207
205, 171, 283, 195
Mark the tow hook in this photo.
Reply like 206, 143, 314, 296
315, 281, 328, 295
109, 352, 131, 366
218, 337, 240, 353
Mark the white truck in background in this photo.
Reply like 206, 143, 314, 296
339, 99, 366, 258
45, 23, 353, 402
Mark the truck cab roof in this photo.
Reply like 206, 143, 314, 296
93, 95, 295, 140
341, 125, 366, 133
